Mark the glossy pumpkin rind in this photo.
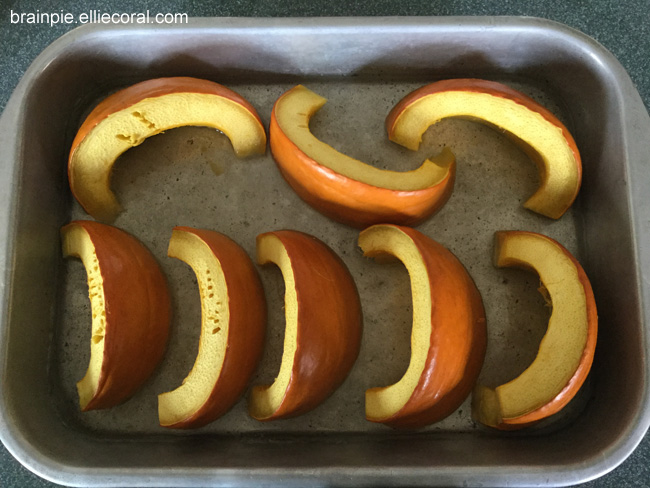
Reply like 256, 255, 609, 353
159, 227, 267, 429
61, 220, 171, 411
269, 86, 456, 228
250, 230, 363, 420
361, 224, 487, 429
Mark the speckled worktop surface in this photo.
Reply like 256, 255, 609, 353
1, 1, 649, 487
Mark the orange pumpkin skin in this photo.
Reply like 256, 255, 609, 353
363, 225, 487, 429
255, 230, 362, 420
484, 231, 598, 430
162, 228, 266, 429
62, 220, 171, 411
269, 101, 455, 229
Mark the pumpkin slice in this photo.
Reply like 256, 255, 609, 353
472, 231, 598, 429
360, 224, 486, 428
69, 77, 266, 222
61, 220, 170, 411
158, 227, 266, 429
270, 85, 455, 227
386, 79, 582, 219
249, 230, 362, 420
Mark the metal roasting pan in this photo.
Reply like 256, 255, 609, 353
0, 16, 649, 487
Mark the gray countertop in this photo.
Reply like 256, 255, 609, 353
1, 1, 649, 487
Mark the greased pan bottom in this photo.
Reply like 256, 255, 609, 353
0, 17, 648, 487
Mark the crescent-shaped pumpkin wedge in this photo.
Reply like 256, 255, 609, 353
61, 220, 171, 411
158, 227, 266, 429
386, 79, 582, 219
359, 224, 487, 429
270, 84, 456, 228
249, 230, 362, 420
68, 77, 267, 222
472, 231, 598, 429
